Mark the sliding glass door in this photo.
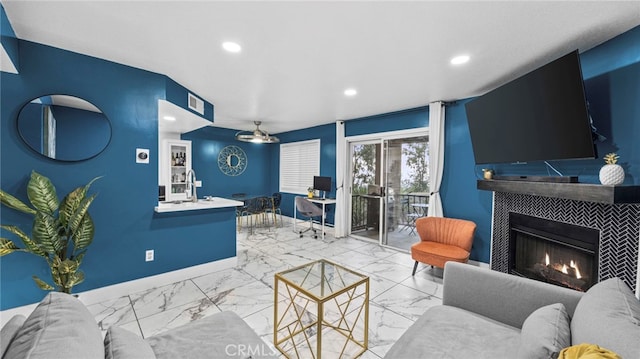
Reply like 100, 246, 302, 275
348, 133, 429, 251
349, 141, 383, 243
381, 136, 429, 250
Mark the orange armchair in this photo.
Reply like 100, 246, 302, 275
411, 216, 477, 275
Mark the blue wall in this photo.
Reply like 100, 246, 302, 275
485, 26, 640, 185
52, 105, 111, 160
0, 4, 18, 72
271, 123, 337, 224
16, 103, 43, 152
345, 107, 429, 137
291, 25, 639, 265
16, 102, 111, 160
439, 100, 494, 262
183, 126, 272, 198
340, 104, 494, 261
446, 25, 640, 263
0, 39, 233, 310
2, 11, 637, 309
165, 77, 214, 122
0, 5, 14, 38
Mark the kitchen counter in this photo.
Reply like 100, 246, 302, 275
154, 197, 244, 213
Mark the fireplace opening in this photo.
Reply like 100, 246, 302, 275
509, 213, 599, 292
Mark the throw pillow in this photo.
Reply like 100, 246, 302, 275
517, 303, 571, 359
105, 326, 156, 359
0, 314, 26, 358
558, 343, 621, 359
571, 278, 640, 359
3, 292, 104, 359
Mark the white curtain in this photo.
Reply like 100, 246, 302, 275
335, 121, 347, 237
427, 101, 445, 217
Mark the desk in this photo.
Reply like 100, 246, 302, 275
293, 197, 336, 240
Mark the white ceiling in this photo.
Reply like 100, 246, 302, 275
3, 1, 640, 134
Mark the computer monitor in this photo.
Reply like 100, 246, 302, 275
313, 176, 332, 198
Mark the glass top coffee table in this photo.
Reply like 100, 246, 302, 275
274, 259, 369, 358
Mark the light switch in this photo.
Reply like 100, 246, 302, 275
195, 180, 202, 187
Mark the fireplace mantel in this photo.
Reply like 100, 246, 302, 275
478, 180, 640, 204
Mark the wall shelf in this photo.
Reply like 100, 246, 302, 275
477, 180, 640, 204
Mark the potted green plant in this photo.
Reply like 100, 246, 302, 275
0, 171, 100, 293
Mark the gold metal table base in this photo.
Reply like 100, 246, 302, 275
274, 260, 369, 359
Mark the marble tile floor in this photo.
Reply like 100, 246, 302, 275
87, 223, 445, 358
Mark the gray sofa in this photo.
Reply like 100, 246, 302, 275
0, 292, 279, 359
385, 261, 640, 359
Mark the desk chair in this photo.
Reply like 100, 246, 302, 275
295, 196, 324, 239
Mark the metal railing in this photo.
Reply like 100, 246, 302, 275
351, 193, 428, 231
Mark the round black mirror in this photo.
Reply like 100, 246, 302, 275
17, 95, 111, 161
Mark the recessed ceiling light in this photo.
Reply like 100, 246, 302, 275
344, 88, 357, 97
451, 55, 470, 65
222, 41, 242, 53
163, 116, 176, 121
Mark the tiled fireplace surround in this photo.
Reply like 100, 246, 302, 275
490, 191, 640, 295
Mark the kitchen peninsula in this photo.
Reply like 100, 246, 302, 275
154, 197, 243, 213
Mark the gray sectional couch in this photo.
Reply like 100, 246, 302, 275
0, 292, 279, 359
385, 261, 640, 358
2, 262, 639, 359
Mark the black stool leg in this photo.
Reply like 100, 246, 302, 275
412, 261, 419, 276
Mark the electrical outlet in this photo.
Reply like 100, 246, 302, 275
145, 249, 154, 262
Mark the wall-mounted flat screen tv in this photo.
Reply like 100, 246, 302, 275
465, 50, 596, 165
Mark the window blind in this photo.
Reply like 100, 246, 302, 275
279, 139, 320, 194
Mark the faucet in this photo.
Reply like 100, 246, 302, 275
185, 169, 198, 202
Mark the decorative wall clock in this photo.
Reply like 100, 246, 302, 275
217, 145, 247, 176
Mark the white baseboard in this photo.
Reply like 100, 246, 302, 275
77, 256, 237, 306
0, 256, 236, 323
468, 260, 490, 268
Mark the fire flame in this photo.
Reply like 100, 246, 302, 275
544, 253, 582, 279
570, 260, 582, 279
545, 253, 550, 266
